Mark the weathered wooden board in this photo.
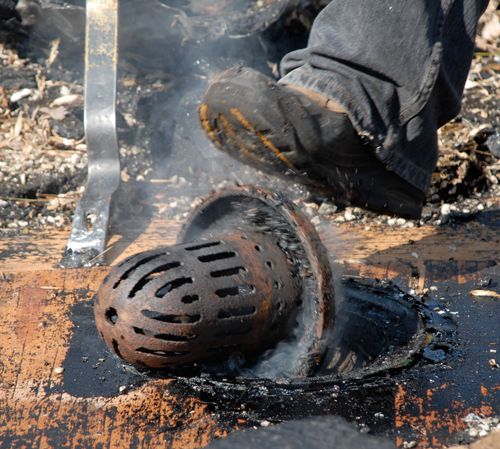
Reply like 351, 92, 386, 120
2, 214, 500, 276
0, 269, 225, 448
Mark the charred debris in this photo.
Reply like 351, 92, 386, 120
0, 0, 500, 234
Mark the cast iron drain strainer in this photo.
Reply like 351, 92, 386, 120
96, 185, 334, 377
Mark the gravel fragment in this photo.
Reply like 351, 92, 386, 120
10, 88, 32, 103
485, 132, 500, 157
344, 210, 356, 221
441, 203, 452, 216
318, 202, 337, 216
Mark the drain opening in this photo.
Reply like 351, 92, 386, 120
142, 309, 201, 323
112, 339, 122, 358
181, 295, 199, 304
215, 285, 254, 298
184, 241, 221, 251
133, 327, 198, 341
156, 277, 193, 298
215, 286, 238, 298
218, 306, 256, 319
128, 262, 182, 298
113, 253, 166, 289
154, 333, 198, 341
198, 251, 236, 263
136, 347, 189, 357
210, 266, 246, 278
105, 307, 118, 324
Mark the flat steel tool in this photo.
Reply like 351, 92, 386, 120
61, 0, 120, 268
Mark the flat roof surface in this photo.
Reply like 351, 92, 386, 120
1, 204, 499, 448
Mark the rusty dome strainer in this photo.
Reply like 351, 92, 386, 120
96, 233, 303, 369
95, 185, 334, 377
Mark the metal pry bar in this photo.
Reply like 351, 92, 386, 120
60, 0, 120, 268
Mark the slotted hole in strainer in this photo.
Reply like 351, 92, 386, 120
210, 266, 246, 277
112, 339, 122, 358
133, 327, 198, 341
215, 284, 254, 298
156, 276, 193, 298
105, 307, 118, 324
181, 295, 199, 304
217, 306, 256, 319
128, 262, 182, 297
113, 253, 167, 289
198, 251, 236, 263
135, 348, 189, 357
142, 309, 200, 323
184, 241, 221, 251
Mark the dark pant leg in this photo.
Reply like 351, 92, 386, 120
279, 0, 489, 192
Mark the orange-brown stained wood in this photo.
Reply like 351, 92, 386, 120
2, 218, 500, 279
395, 383, 495, 449
0, 269, 225, 448
0, 218, 182, 273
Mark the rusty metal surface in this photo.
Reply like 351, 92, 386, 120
178, 185, 335, 376
95, 185, 336, 377
95, 233, 303, 369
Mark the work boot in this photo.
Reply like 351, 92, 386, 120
198, 66, 425, 219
